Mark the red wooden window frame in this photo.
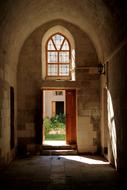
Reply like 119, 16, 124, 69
46, 33, 71, 79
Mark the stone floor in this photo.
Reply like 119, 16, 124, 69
0, 155, 127, 190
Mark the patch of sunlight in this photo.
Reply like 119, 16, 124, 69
71, 49, 75, 81
43, 140, 66, 146
60, 155, 109, 165
107, 89, 117, 168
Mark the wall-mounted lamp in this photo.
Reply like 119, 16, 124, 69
98, 62, 105, 75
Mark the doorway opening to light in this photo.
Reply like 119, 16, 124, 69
43, 90, 66, 145
42, 89, 77, 147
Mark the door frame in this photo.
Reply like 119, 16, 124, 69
41, 88, 77, 145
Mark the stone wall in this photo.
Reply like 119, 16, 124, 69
1, 0, 127, 173
0, 63, 17, 167
106, 42, 127, 172
17, 20, 100, 154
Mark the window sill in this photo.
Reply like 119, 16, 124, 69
45, 76, 71, 81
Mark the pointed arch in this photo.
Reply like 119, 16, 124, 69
42, 25, 75, 81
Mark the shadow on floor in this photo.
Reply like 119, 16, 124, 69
0, 155, 126, 190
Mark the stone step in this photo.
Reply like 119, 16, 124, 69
40, 149, 78, 155
42, 144, 76, 150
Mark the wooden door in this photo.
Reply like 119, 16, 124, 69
66, 89, 76, 144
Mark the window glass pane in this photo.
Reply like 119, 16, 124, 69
55, 91, 63, 96
59, 64, 69, 76
48, 64, 58, 76
47, 40, 55, 50
52, 34, 64, 50
48, 52, 58, 63
61, 40, 69, 50
59, 52, 69, 63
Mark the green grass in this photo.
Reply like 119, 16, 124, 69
45, 134, 65, 140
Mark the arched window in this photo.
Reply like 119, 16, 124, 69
46, 33, 71, 80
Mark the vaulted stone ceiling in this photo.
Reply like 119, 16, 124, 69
0, 0, 126, 69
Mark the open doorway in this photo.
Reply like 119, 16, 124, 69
43, 90, 66, 144
42, 89, 77, 146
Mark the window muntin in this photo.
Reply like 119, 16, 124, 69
46, 33, 70, 78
